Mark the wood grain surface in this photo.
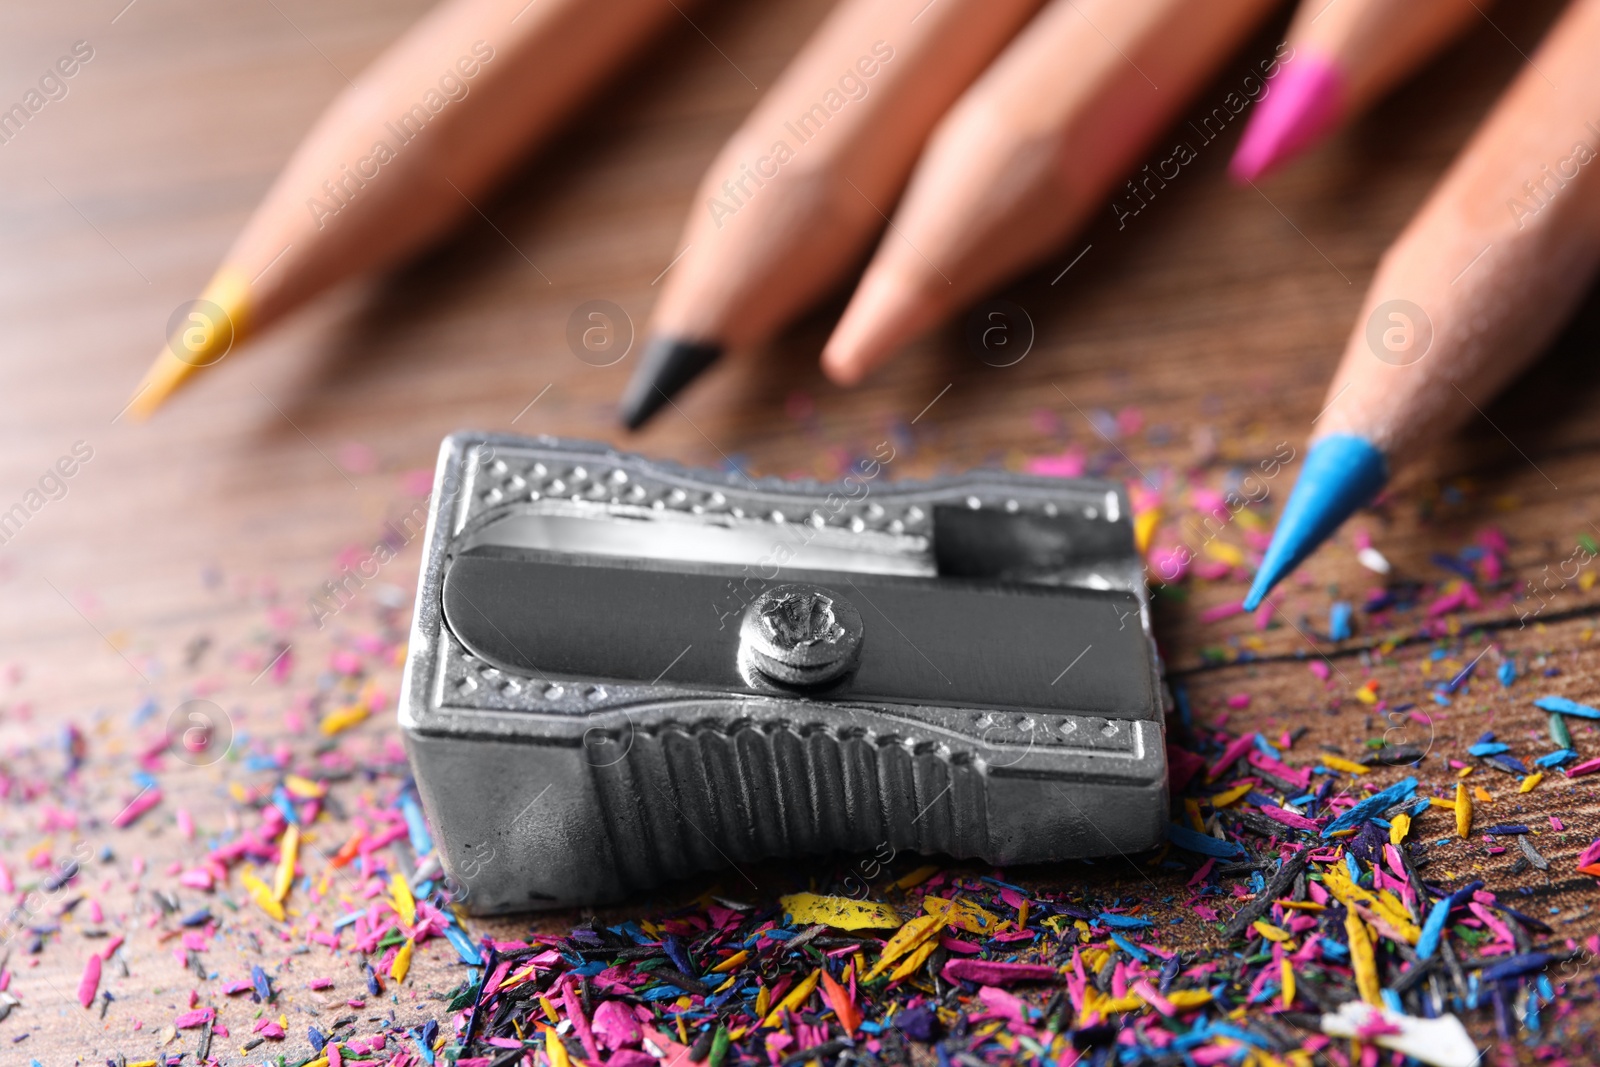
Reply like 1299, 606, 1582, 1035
3, 0, 1599, 1062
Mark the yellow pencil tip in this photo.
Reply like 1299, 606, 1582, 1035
124, 351, 201, 421
123, 268, 252, 421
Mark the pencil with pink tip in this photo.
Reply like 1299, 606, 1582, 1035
1230, 0, 1489, 183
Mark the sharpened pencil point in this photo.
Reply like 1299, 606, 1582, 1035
124, 268, 252, 421
1243, 434, 1387, 611
618, 337, 722, 430
1229, 54, 1344, 184
823, 268, 942, 386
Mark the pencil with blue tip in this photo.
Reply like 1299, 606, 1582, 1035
1245, 0, 1600, 611
1230, 0, 1488, 183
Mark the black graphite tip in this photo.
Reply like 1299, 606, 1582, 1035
618, 337, 723, 430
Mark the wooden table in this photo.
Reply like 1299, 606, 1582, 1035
3, 0, 1599, 1062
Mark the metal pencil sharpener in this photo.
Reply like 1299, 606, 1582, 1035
400, 433, 1167, 913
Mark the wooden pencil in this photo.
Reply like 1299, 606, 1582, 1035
127, 0, 686, 419
1246, 0, 1600, 609
618, 0, 1045, 428
1230, 0, 1490, 182
821, 0, 1278, 385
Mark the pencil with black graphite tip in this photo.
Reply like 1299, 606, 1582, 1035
1244, 0, 1600, 610
125, 0, 686, 420
619, 0, 1044, 430
1230, 0, 1490, 182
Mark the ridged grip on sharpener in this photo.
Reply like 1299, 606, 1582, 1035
590, 720, 987, 890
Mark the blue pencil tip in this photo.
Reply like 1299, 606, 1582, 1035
1242, 434, 1388, 611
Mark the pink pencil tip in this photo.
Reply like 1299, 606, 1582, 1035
1228, 54, 1345, 183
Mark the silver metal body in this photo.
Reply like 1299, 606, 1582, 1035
400, 433, 1167, 913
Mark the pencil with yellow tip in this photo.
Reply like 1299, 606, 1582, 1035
1245, 0, 1600, 610
1229, 0, 1489, 183
127, 0, 686, 420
